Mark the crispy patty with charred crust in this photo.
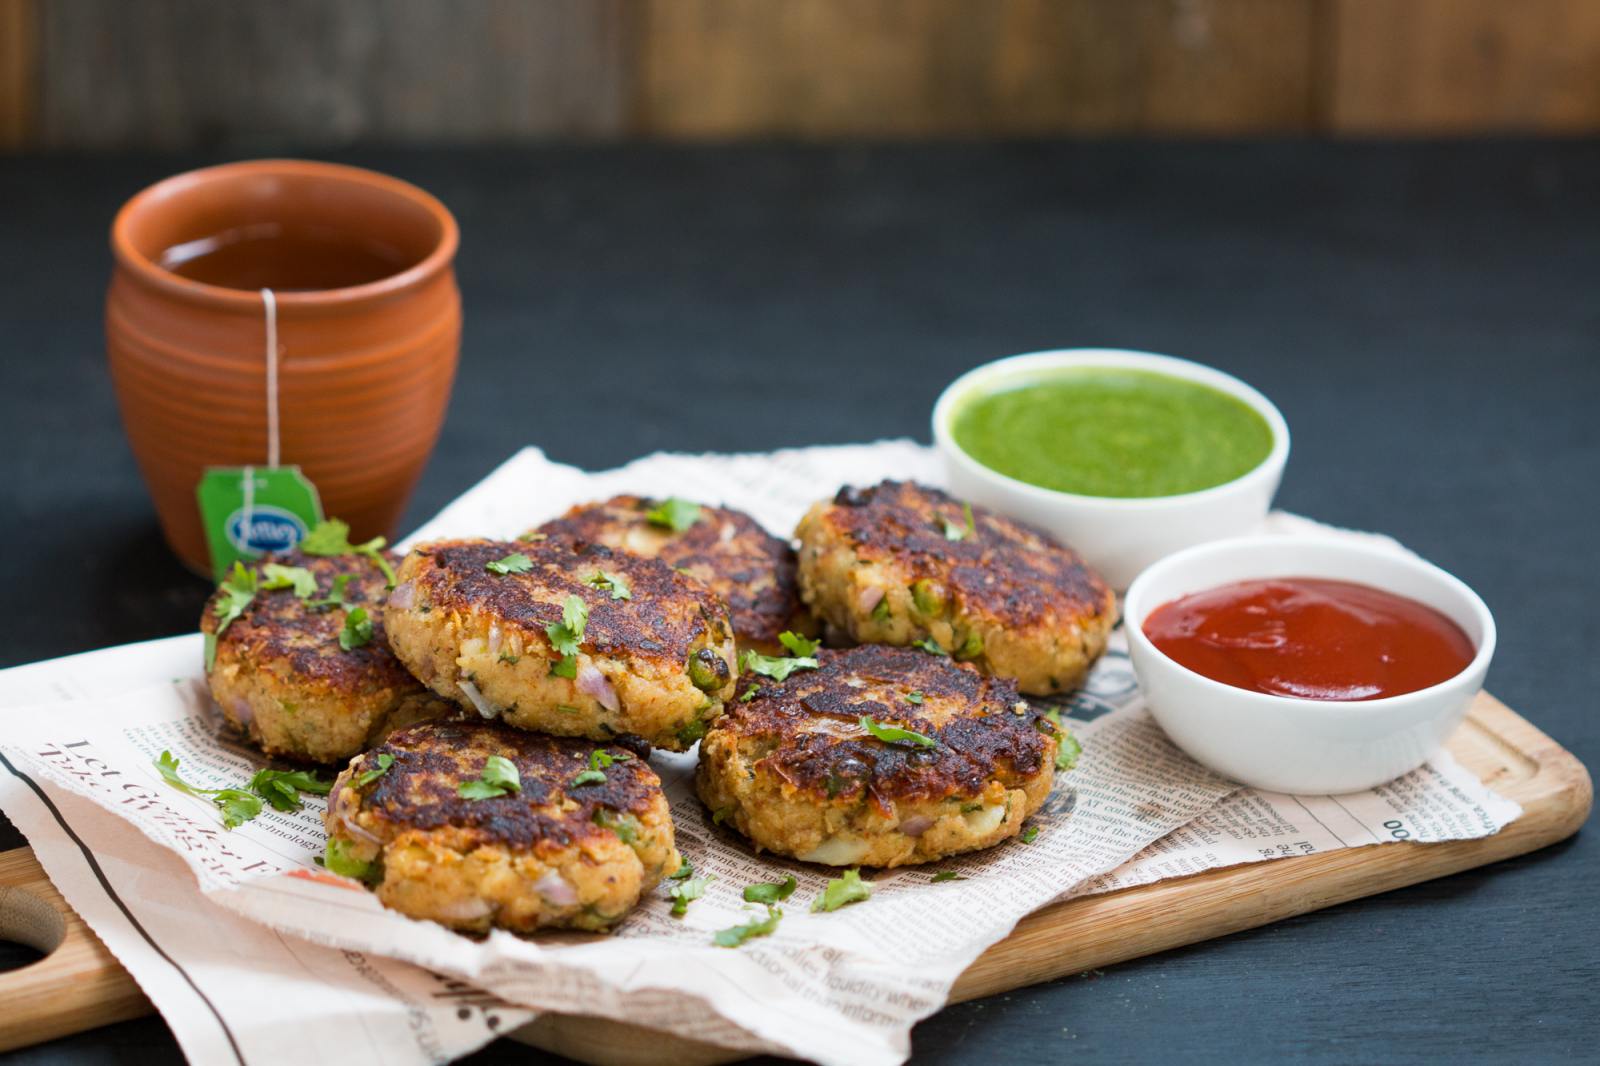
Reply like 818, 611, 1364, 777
794, 481, 1116, 695
324, 719, 679, 933
202, 549, 451, 764
696, 645, 1063, 867
532, 495, 814, 654
384, 538, 738, 751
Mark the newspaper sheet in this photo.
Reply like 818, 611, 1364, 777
0, 441, 1522, 1066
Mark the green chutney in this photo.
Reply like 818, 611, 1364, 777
950, 367, 1274, 498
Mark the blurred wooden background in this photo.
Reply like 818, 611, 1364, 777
3, 0, 1599, 150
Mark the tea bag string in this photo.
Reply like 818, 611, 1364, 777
261, 287, 281, 468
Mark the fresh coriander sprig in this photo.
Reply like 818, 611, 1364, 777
1040, 708, 1083, 772
300, 518, 397, 588
486, 552, 533, 575
584, 570, 632, 600
858, 715, 938, 748
811, 868, 872, 912
307, 573, 354, 613
740, 638, 819, 682
911, 638, 947, 657
713, 905, 782, 947
355, 753, 394, 788
248, 768, 333, 812
260, 563, 317, 598
1020, 825, 1041, 844
154, 751, 263, 829
777, 631, 819, 657
670, 872, 715, 916
204, 562, 258, 670
323, 838, 380, 883
931, 871, 967, 883
572, 748, 623, 788
646, 497, 702, 533
339, 606, 374, 651
545, 594, 589, 679
458, 755, 521, 800
743, 876, 797, 905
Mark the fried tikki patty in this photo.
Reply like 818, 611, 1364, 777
325, 719, 679, 933
697, 645, 1064, 867
201, 549, 450, 764
384, 538, 738, 751
794, 481, 1116, 695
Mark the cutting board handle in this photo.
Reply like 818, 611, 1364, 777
0, 848, 151, 1052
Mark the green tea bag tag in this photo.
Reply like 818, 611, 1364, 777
196, 465, 323, 581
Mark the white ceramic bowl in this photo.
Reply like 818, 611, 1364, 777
932, 349, 1290, 589
1123, 536, 1496, 794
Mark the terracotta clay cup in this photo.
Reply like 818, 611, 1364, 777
107, 159, 460, 573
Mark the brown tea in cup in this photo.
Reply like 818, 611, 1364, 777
107, 159, 461, 574
158, 221, 418, 292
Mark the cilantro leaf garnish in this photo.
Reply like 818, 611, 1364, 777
1041, 708, 1083, 772
248, 768, 332, 812
571, 769, 607, 788
858, 715, 937, 748
205, 562, 258, 670
590, 749, 629, 770
713, 905, 782, 947
486, 552, 533, 576
457, 754, 522, 799
670, 873, 715, 916
906, 691, 924, 705
811, 868, 872, 912
931, 871, 966, 883
739, 685, 760, 703
356, 752, 394, 788
585, 570, 632, 600
260, 563, 317, 598
645, 497, 703, 532
545, 594, 588, 677
338, 606, 374, 651
743, 876, 797, 905
323, 838, 380, 883
911, 637, 947, 657
667, 860, 696, 882
1020, 825, 1040, 844
300, 518, 397, 588
740, 648, 819, 682
212, 790, 265, 829
307, 573, 354, 612
153, 751, 264, 829
778, 631, 819, 657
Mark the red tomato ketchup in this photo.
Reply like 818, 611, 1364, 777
1142, 578, 1475, 701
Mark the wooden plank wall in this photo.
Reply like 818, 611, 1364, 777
2, 0, 1598, 150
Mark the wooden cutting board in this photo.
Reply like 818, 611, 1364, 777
0, 691, 1590, 1063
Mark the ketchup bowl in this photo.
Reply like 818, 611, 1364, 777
1124, 535, 1496, 794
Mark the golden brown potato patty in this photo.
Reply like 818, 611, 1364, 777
201, 549, 448, 763
794, 480, 1116, 695
697, 645, 1063, 867
384, 538, 738, 750
325, 719, 679, 933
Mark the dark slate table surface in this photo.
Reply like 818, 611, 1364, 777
1, 141, 1595, 1065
